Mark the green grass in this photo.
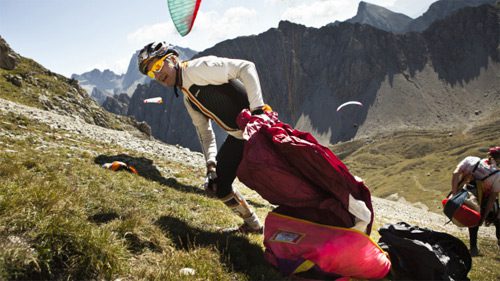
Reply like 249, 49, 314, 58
0, 111, 282, 280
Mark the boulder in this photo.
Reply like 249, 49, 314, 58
0, 36, 20, 70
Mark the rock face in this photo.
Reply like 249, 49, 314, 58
90, 87, 107, 105
102, 93, 130, 116
0, 36, 20, 70
407, 0, 497, 32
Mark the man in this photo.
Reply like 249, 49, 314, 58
451, 146, 500, 256
138, 42, 267, 233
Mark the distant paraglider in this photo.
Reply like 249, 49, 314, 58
144, 97, 163, 104
336, 101, 363, 112
167, 0, 202, 36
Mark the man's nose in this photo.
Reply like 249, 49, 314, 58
154, 70, 162, 79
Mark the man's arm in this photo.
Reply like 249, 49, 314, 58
224, 58, 264, 111
183, 98, 217, 165
451, 169, 464, 195
482, 191, 498, 223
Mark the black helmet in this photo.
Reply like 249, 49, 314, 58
138, 41, 179, 75
488, 146, 500, 158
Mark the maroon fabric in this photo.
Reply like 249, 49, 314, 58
236, 110, 374, 232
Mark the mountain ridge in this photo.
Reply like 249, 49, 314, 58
71, 46, 197, 104
330, 0, 497, 33
118, 3, 499, 150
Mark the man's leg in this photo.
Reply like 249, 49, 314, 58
215, 136, 262, 233
495, 204, 500, 251
468, 226, 479, 256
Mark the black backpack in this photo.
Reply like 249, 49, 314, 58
378, 222, 471, 281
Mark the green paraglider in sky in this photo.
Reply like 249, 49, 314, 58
167, 0, 202, 36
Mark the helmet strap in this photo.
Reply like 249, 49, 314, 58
173, 62, 181, 98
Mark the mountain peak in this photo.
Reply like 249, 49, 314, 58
348, 1, 413, 33
358, 1, 377, 11
356, 1, 398, 16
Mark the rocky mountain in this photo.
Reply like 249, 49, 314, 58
90, 87, 108, 105
333, 0, 497, 34
102, 93, 130, 116
330, 1, 413, 33
0, 35, 149, 137
71, 68, 124, 103
71, 47, 197, 105
190, 4, 499, 145
0, 36, 19, 70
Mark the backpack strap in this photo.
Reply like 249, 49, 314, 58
472, 161, 481, 173
480, 170, 500, 181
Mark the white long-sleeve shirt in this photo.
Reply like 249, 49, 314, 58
179, 56, 265, 165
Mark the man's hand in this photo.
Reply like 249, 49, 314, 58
251, 104, 272, 115
251, 107, 264, 115
204, 162, 217, 196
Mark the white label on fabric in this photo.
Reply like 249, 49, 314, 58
271, 230, 304, 244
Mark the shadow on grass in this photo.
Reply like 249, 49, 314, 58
94, 154, 204, 195
155, 216, 282, 280
246, 199, 271, 209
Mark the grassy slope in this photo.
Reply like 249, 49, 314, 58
332, 113, 500, 213
0, 111, 282, 280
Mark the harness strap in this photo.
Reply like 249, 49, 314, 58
472, 161, 480, 173
480, 170, 500, 181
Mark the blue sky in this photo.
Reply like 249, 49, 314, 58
0, 0, 438, 77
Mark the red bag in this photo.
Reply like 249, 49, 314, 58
442, 197, 481, 227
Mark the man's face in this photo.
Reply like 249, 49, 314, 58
146, 56, 177, 87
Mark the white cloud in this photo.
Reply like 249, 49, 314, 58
126, 6, 258, 52
279, 0, 402, 27
280, 0, 359, 27
91, 56, 130, 74
127, 22, 177, 46
194, 7, 257, 41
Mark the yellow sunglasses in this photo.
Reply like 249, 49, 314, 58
147, 54, 172, 79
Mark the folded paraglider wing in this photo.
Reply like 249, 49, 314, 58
264, 212, 391, 279
236, 109, 374, 233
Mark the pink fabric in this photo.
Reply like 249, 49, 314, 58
236, 110, 374, 231
264, 212, 391, 279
